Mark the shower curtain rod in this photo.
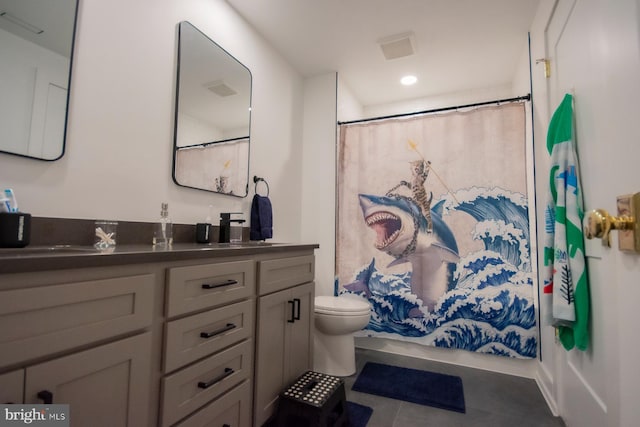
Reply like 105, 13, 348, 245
337, 94, 531, 125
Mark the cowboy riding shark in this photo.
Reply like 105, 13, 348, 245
355, 193, 460, 312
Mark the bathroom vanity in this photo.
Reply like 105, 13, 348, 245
0, 242, 317, 427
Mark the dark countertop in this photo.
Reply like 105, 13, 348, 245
0, 242, 319, 274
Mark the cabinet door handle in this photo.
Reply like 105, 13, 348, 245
197, 367, 234, 389
293, 298, 301, 320
200, 323, 236, 339
202, 279, 238, 289
287, 300, 295, 323
37, 390, 53, 404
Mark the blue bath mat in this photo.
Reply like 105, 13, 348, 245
347, 401, 373, 427
352, 362, 465, 413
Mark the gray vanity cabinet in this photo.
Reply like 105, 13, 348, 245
160, 259, 256, 427
0, 266, 158, 426
0, 243, 318, 427
24, 332, 152, 426
287, 283, 314, 379
254, 255, 315, 426
0, 369, 23, 403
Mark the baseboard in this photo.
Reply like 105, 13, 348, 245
535, 367, 559, 417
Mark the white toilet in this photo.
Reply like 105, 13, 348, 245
314, 294, 371, 377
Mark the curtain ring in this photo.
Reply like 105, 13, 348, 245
253, 176, 269, 197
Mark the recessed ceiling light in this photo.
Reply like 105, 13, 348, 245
400, 75, 417, 86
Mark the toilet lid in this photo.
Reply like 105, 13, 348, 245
314, 295, 371, 315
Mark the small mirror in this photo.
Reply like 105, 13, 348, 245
0, 0, 78, 161
173, 21, 252, 197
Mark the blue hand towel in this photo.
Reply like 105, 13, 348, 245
250, 194, 273, 240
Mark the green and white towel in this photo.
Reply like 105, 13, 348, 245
542, 93, 590, 351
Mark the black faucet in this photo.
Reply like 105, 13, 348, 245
219, 212, 245, 243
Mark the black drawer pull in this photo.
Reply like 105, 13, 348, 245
202, 279, 238, 290
293, 298, 301, 320
200, 323, 236, 339
197, 367, 234, 389
287, 300, 295, 323
37, 390, 53, 404
223, 424, 231, 427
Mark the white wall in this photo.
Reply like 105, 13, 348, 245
299, 74, 365, 296
363, 84, 516, 118
301, 73, 338, 295
0, 0, 305, 243
176, 113, 223, 147
337, 75, 364, 123
512, 38, 532, 96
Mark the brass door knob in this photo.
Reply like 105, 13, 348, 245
585, 208, 634, 247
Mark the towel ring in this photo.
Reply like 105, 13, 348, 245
253, 176, 270, 197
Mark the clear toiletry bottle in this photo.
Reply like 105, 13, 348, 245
153, 202, 173, 247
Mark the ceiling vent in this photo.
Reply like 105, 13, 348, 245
205, 80, 237, 97
0, 11, 44, 34
378, 32, 416, 60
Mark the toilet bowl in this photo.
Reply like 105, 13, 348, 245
314, 295, 371, 377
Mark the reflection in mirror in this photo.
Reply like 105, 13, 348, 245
173, 21, 252, 197
0, 0, 78, 161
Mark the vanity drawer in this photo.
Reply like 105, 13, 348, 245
258, 255, 315, 295
164, 299, 254, 373
175, 379, 252, 427
161, 339, 253, 427
0, 274, 154, 369
166, 260, 255, 318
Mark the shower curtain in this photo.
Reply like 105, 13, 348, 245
336, 102, 537, 359
174, 138, 249, 195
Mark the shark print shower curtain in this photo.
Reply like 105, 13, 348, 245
336, 102, 537, 359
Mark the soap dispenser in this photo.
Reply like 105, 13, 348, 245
153, 202, 173, 247
219, 212, 245, 243
196, 205, 213, 243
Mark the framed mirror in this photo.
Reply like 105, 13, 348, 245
173, 21, 252, 197
0, 0, 79, 161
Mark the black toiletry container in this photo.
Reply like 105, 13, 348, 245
0, 212, 31, 248
196, 223, 211, 243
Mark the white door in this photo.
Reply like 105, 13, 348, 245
542, 0, 640, 426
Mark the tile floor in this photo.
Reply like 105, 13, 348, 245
344, 348, 565, 427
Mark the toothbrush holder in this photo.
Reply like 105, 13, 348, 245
0, 212, 31, 248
